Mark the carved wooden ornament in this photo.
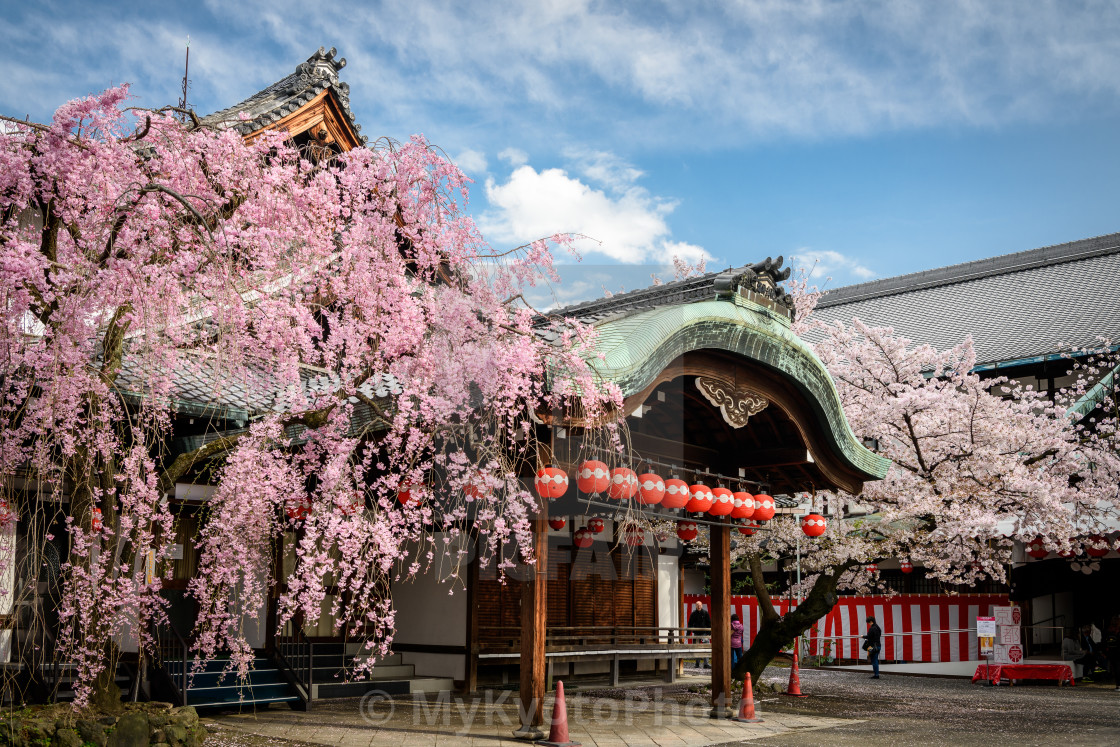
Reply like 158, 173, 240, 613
695, 376, 768, 428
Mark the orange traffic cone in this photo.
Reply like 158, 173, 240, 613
535, 680, 581, 746
732, 673, 763, 723
784, 645, 809, 697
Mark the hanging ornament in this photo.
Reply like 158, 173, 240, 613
91, 507, 104, 531
624, 524, 646, 547
676, 520, 699, 541
534, 466, 569, 499
573, 527, 594, 548
607, 467, 640, 500
1026, 537, 1049, 559
900, 559, 914, 574
587, 517, 606, 534
662, 478, 691, 509
737, 524, 757, 536
752, 494, 776, 523
1085, 535, 1110, 558
548, 518, 567, 530
801, 513, 827, 537
686, 483, 714, 513
708, 487, 734, 516
397, 483, 421, 507
576, 460, 610, 494
731, 492, 755, 520
637, 473, 666, 505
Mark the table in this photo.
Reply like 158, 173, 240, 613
971, 663, 1075, 686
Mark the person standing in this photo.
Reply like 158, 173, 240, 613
730, 613, 745, 667
862, 615, 882, 679
688, 602, 712, 668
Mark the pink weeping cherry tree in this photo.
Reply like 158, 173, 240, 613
0, 88, 621, 709
728, 282, 1120, 685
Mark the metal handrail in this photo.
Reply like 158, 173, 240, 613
273, 619, 313, 710
479, 625, 710, 649
151, 620, 190, 706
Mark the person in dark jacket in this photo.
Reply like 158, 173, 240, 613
862, 615, 882, 679
688, 602, 712, 668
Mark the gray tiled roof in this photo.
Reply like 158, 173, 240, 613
200, 47, 366, 144
535, 258, 794, 343
812, 233, 1120, 367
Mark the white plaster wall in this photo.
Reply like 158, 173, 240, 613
393, 533, 469, 680
657, 554, 679, 632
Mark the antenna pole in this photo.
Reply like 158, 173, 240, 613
179, 36, 191, 114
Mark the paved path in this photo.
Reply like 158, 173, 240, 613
209, 689, 856, 747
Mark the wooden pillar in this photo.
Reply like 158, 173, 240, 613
709, 520, 732, 718
465, 547, 480, 694
515, 509, 548, 738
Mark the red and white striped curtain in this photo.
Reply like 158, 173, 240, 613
682, 594, 1009, 662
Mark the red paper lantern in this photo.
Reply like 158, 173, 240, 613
1085, 535, 1110, 558
286, 498, 311, 520
752, 494, 775, 522
637, 473, 666, 505
337, 491, 364, 516
801, 513, 826, 537
900, 559, 914, 574
535, 466, 569, 499
1026, 537, 1048, 559
548, 518, 567, 530
662, 478, 691, 509
1058, 545, 1076, 559
686, 484, 714, 513
607, 467, 639, 500
397, 483, 422, 507
737, 524, 756, 536
867, 563, 879, 573
708, 487, 734, 516
576, 460, 610, 494
677, 520, 699, 541
587, 517, 605, 534
573, 527, 594, 548
624, 524, 645, 547
731, 492, 755, 520
463, 472, 490, 501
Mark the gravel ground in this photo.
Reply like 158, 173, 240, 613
730, 666, 1120, 747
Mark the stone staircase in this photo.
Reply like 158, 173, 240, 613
158, 655, 302, 709
305, 643, 454, 700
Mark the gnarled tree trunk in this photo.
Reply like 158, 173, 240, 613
731, 552, 854, 684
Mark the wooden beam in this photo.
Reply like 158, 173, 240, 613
515, 509, 548, 738
709, 521, 732, 718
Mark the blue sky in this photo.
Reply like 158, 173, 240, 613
3, 0, 1119, 305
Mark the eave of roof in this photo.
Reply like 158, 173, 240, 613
200, 46, 366, 147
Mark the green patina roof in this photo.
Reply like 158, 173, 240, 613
575, 294, 891, 482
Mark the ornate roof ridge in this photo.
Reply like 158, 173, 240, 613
200, 46, 366, 144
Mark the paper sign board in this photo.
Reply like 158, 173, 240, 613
993, 606, 1021, 626
169, 543, 184, 560
994, 643, 1024, 664
977, 617, 996, 637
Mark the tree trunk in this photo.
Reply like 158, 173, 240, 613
731, 556, 851, 685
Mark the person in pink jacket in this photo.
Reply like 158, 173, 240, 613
730, 613, 745, 666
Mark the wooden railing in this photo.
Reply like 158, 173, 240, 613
479, 626, 711, 652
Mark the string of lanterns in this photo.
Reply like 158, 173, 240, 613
531, 458, 818, 542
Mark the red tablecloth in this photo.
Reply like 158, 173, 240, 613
972, 663, 1075, 686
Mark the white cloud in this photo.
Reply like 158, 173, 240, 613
453, 148, 488, 176
562, 147, 644, 192
498, 148, 528, 166
480, 162, 709, 265
790, 249, 876, 285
